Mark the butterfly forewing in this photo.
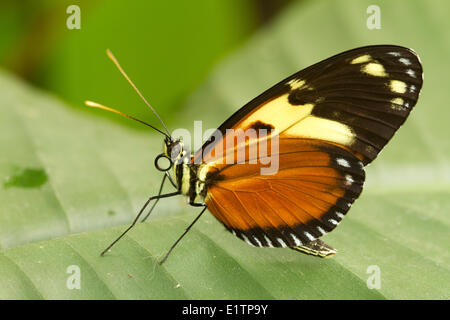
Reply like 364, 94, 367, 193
196, 45, 423, 165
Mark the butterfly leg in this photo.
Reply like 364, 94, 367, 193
141, 171, 179, 222
291, 239, 337, 258
100, 190, 180, 256
159, 204, 208, 265
165, 171, 178, 189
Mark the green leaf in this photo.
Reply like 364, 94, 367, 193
1, 0, 449, 299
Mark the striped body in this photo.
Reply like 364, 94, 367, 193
171, 148, 209, 205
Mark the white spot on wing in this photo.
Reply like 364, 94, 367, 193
345, 174, 354, 186
336, 212, 345, 219
277, 238, 287, 248
290, 233, 303, 246
264, 235, 274, 248
409, 85, 416, 93
329, 219, 339, 226
241, 234, 255, 247
399, 57, 411, 65
304, 232, 316, 241
252, 236, 262, 247
388, 51, 401, 57
317, 226, 326, 235
406, 69, 416, 78
336, 158, 350, 168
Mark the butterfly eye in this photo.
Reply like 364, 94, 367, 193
154, 153, 172, 172
170, 143, 182, 160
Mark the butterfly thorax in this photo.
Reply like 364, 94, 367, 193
174, 160, 210, 205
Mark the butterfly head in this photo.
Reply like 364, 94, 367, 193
155, 137, 187, 172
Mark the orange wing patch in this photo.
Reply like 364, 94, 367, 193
204, 139, 365, 248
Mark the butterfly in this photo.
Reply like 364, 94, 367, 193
86, 45, 423, 264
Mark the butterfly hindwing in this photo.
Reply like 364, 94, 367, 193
204, 139, 365, 248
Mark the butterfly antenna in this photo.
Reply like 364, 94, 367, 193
106, 49, 171, 137
85, 100, 170, 138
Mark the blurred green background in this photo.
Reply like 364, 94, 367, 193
0, 0, 449, 299
0, 0, 290, 129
